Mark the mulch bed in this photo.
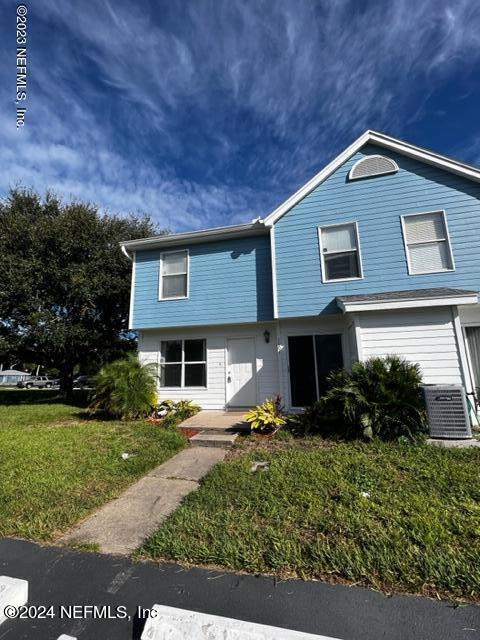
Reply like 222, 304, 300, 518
178, 427, 201, 439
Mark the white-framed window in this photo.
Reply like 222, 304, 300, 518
160, 339, 206, 387
318, 222, 363, 282
401, 211, 454, 275
159, 250, 188, 299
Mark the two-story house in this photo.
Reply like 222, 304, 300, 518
120, 131, 480, 412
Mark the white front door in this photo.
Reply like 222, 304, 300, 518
226, 338, 256, 407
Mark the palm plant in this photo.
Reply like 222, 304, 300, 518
89, 353, 158, 420
322, 355, 427, 440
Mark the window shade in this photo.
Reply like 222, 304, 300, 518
408, 242, 450, 273
162, 274, 187, 298
163, 251, 187, 274
322, 224, 356, 252
404, 213, 445, 244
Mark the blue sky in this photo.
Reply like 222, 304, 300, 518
3, 0, 480, 232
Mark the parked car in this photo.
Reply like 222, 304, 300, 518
17, 376, 59, 389
73, 375, 95, 389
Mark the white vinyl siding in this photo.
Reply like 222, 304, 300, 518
159, 250, 188, 299
357, 308, 462, 384
402, 211, 454, 275
318, 222, 362, 282
138, 324, 278, 409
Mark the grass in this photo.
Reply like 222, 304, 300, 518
0, 389, 186, 540
139, 437, 480, 601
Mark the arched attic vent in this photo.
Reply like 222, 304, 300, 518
349, 154, 399, 181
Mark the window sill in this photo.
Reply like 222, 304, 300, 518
322, 276, 364, 284
407, 269, 455, 276
159, 386, 208, 390
158, 296, 189, 302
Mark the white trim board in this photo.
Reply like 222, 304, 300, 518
128, 251, 136, 331
452, 307, 474, 395
264, 130, 480, 225
270, 225, 279, 318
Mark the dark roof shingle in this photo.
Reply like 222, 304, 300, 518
337, 287, 477, 304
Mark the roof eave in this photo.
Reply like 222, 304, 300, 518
120, 220, 267, 252
337, 291, 478, 313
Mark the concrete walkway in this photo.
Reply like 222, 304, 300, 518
179, 410, 249, 431
60, 447, 226, 555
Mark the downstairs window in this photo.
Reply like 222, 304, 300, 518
160, 339, 206, 387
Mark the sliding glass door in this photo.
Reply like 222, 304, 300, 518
465, 326, 480, 390
288, 334, 343, 407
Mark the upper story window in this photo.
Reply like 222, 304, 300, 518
349, 155, 398, 180
159, 250, 188, 299
401, 211, 454, 275
318, 222, 363, 282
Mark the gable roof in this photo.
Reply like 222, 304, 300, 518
264, 130, 480, 226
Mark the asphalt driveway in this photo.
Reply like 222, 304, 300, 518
0, 538, 478, 640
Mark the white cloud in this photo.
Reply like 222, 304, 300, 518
1, 0, 479, 230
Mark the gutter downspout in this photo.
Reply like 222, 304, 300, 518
121, 244, 132, 261
120, 244, 135, 331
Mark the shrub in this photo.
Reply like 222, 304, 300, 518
153, 399, 201, 422
322, 355, 427, 440
244, 396, 286, 433
89, 354, 157, 420
286, 401, 342, 437
174, 399, 201, 418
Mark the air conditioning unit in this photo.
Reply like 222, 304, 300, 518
423, 385, 472, 439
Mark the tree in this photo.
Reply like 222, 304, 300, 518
0, 188, 164, 397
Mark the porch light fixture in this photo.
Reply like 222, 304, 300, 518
263, 330, 270, 343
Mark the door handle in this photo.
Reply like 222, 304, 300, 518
227, 375, 231, 383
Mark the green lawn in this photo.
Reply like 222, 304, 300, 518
140, 438, 480, 601
0, 390, 186, 540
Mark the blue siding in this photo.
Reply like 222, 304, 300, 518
133, 235, 273, 328
274, 144, 480, 317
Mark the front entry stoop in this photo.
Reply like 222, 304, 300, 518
178, 410, 248, 447
189, 430, 238, 448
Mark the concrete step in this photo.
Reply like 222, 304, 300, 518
189, 431, 238, 448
